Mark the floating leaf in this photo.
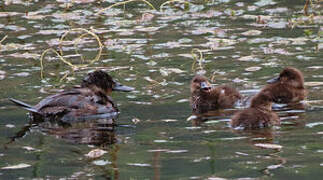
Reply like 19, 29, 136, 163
254, 143, 282, 150
85, 149, 107, 158
1, 163, 31, 169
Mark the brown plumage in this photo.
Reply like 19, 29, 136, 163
261, 67, 306, 104
231, 91, 280, 129
190, 75, 241, 114
10, 70, 134, 122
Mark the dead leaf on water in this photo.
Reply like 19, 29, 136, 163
85, 149, 107, 158
1, 163, 31, 169
254, 143, 282, 150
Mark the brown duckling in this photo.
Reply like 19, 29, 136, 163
10, 70, 134, 122
262, 67, 306, 104
190, 75, 242, 114
231, 91, 280, 129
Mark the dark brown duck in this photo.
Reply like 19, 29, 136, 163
190, 75, 241, 114
10, 70, 134, 122
231, 91, 280, 129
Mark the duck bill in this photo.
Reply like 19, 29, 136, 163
267, 76, 279, 84
113, 82, 134, 92
201, 82, 211, 91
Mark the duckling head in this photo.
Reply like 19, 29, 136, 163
267, 67, 304, 88
191, 75, 212, 94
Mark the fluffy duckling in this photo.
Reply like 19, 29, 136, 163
262, 67, 306, 104
231, 91, 280, 129
190, 75, 241, 114
10, 70, 134, 122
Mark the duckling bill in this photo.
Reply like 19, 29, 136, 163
190, 75, 241, 114
10, 70, 134, 123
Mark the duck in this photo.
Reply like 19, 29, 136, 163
231, 91, 280, 129
261, 67, 306, 104
190, 75, 242, 114
9, 70, 134, 123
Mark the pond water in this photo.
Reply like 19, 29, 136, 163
1, 0, 323, 179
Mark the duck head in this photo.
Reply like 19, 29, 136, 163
191, 75, 212, 94
82, 70, 134, 95
250, 91, 274, 110
267, 67, 304, 88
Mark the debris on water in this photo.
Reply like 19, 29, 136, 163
186, 115, 198, 121
241, 30, 262, 36
92, 160, 111, 166
245, 66, 262, 72
85, 149, 107, 158
137, 13, 154, 23
254, 143, 282, 150
127, 163, 151, 167
1, 163, 31, 169
166, 150, 188, 153
177, 99, 189, 103
161, 119, 177, 122
132, 118, 141, 124
203, 130, 217, 134
236, 152, 249, 156
5, 124, 15, 128
306, 122, 323, 128
305, 82, 323, 86
22, 146, 41, 152
267, 164, 283, 170
13, 72, 30, 77
147, 149, 169, 152
255, 0, 277, 7
154, 140, 168, 143
238, 55, 259, 62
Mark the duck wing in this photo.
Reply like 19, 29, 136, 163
34, 88, 117, 115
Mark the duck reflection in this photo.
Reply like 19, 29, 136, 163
8, 117, 120, 147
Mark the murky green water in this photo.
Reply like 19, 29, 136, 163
1, 0, 323, 179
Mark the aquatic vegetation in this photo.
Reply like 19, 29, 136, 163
40, 28, 103, 81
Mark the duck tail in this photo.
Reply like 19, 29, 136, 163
9, 98, 39, 114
